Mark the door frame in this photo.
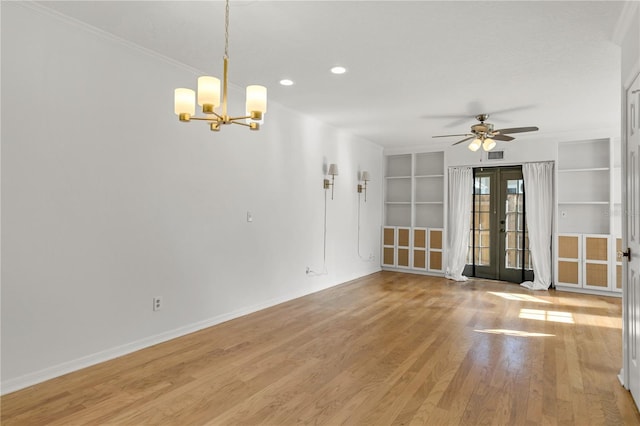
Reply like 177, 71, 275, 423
466, 165, 534, 283
621, 69, 640, 407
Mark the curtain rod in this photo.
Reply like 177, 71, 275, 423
447, 160, 555, 169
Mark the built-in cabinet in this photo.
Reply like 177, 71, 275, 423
382, 226, 443, 272
556, 138, 621, 294
383, 152, 445, 274
557, 234, 619, 292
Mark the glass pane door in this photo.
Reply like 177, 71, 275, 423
466, 166, 533, 283
468, 170, 497, 279
500, 170, 533, 282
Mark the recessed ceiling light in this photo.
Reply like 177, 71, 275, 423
330, 66, 347, 75
279, 79, 294, 86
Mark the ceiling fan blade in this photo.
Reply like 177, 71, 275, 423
494, 126, 539, 134
433, 133, 473, 138
452, 136, 475, 146
492, 134, 515, 141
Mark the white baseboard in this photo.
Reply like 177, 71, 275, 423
0, 277, 361, 395
555, 285, 622, 298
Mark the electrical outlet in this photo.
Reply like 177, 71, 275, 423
153, 297, 162, 311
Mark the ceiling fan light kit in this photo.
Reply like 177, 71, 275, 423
433, 113, 539, 151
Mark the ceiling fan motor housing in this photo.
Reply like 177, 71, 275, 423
471, 122, 494, 136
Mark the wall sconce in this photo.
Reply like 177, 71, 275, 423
324, 163, 339, 200
357, 170, 371, 202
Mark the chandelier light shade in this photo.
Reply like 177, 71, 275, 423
174, 0, 267, 132
174, 88, 196, 117
197, 76, 221, 109
246, 85, 267, 118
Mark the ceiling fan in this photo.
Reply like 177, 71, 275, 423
433, 114, 539, 152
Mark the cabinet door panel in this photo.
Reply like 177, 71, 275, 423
585, 236, 608, 261
585, 263, 608, 287
383, 228, 395, 246
414, 229, 426, 248
414, 250, 426, 269
398, 228, 410, 247
430, 251, 443, 271
398, 248, 410, 267
383, 248, 395, 266
559, 261, 580, 285
617, 265, 623, 290
558, 235, 579, 259
430, 229, 443, 250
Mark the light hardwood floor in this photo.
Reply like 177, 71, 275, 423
2, 271, 639, 425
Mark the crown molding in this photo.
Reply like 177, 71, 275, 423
612, 1, 639, 45
11, 1, 205, 77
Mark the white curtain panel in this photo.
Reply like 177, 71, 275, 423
521, 162, 554, 290
445, 167, 473, 281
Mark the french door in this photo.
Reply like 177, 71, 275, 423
465, 166, 534, 283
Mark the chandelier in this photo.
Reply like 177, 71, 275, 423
173, 0, 267, 132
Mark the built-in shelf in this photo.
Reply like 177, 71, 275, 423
384, 152, 444, 227
384, 151, 445, 275
555, 137, 622, 295
557, 140, 611, 216
386, 154, 412, 178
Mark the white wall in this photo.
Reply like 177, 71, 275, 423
616, 1, 639, 85
0, 3, 383, 393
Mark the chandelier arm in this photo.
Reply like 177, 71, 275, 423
187, 115, 255, 123
229, 114, 254, 121
188, 116, 222, 122
232, 121, 252, 127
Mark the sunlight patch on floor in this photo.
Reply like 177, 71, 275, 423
474, 329, 555, 337
488, 292, 552, 304
519, 308, 575, 324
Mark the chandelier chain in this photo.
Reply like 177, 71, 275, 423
224, 0, 230, 59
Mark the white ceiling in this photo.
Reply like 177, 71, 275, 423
37, 1, 625, 150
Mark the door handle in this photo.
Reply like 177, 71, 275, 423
618, 248, 631, 261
